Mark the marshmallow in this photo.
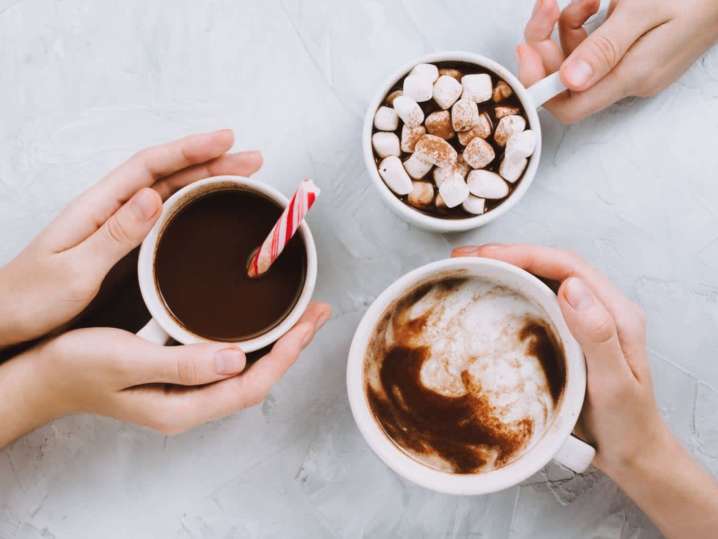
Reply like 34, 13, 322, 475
435, 193, 447, 209
438, 67, 462, 81
374, 106, 399, 131
463, 137, 495, 169
414, 134, 458, 168
492, 80, 513, 102
495, 105, 519, 119
411, 63, 439, 82
433, 160, 469, 186
462, 74, 493, 103
499, 156, 528, 183
401, 125, 426, 153
393, 95, 425, 128
451, 97, 479, 132
506, 129, 537, 159
467, 170, 509, 199
457, 113, 492, 145
432, 75, 463, 110
407, 181, 435, 208
494, 115, 526, 146
372, 132, 400, 158
403, 74, 433, 103
403, 153, 433, 179
439, 176, 470, 208
378, 156, 413, 195
425, 111, 454, 140
385, 90, 403, 106
462, 195, 487, 215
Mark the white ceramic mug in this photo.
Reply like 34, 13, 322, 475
362, 51, 567, 233
136, 176, 318, 352
346, 257, 595, 495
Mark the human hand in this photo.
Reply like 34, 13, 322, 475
452, 244, 668, 475
517, 0, 718, 123
0, 129, 262, 347
0, 302, 331, 447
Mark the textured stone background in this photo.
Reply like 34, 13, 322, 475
1, 0, 717, 537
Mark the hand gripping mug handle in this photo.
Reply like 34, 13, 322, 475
553, 434, 596, 473
137, 318, 170, 345
526, 72, 566, 109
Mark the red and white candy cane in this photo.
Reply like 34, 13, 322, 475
247, 179, 320, 278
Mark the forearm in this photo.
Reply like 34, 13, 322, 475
0, 349, 58, 448
606, 427, 718, 539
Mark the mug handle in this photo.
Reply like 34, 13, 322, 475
137, 318, 170, 345
553, 434, 596, 473
526, 72, 566, 109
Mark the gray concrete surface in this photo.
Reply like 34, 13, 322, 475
0, 1, 716, 537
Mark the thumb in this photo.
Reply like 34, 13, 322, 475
559, 9, 649, 91
557, 277, 632, 380
76, 188, 162, 277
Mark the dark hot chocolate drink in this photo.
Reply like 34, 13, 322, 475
154, 188, 307, 342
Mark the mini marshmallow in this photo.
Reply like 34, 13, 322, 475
495, 105, 519, 119
438, 67, 462, 81
403, 153, 433, 179
494, 115, 526, 146
433, 160, 469, 186
393, 95, 424, 128
401, 125, 426, 153
374, 106, 399, 131
403, 74, 433, 103
425, 111, 454, 140
451, 97, 479, 132
407, 181, 435, 208
414, 134, 458, 168
439, 176, 470, 208
385, 90, 403, 106
492, 80, 513, 102
499, 156, 528, 183
463, 137, 495, 169
462, 195, 487, 215
467, 170, 509, 199
457, 113, 492, 145
378, 156, 413, 195
411, 63, 439, 82
462, 73, 493, 103
435, 193, 447, 209
505, 129, 537, 159
432, 75, 463, 110
372, 132, 400, 158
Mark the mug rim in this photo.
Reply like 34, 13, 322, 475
137, 175, 318, 352
346, 257, 586, 495
362, 50, 543, 233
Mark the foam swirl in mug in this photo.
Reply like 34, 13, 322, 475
364, 276, 566, 474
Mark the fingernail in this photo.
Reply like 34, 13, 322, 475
130, 189, 160, 221
214, 348, 245, 375
452, 246, 479, 257
315, 308, 331, 330
299, 323, 315, 347
564, 59, 593, 88
564, 278, 595, 311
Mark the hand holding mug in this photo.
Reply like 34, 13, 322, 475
517, 0, 718, 123
0, 303, 330, 448
453, 244, 718, 539
0, 130, 262, 347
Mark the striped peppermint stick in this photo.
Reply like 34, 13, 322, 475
247, 179, 320, 278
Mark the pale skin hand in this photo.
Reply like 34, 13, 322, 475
0, 129, 263, 347
518, 0, 718, 123
0, 302, 331, 447
453, 244, 718, 539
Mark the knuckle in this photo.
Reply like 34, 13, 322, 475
175, 357, 199, 385
104, 216, 131, 246
586, 34, 621, 69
